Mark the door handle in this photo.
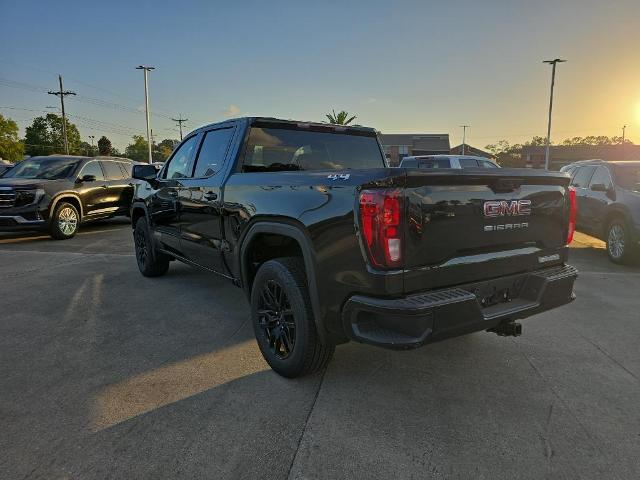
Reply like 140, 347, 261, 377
204, 191, 218, 201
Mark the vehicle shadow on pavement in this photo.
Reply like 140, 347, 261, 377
0, 217, 130, 244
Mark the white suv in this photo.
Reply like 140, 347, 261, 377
399, 155, 499, 169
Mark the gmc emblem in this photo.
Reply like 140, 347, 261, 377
483, 200, 532, 217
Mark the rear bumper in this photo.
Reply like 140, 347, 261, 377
342, 264, 577, 349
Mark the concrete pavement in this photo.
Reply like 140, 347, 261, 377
1, 224, 638, 479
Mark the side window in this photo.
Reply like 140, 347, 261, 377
118, 162, 132, 178
459, 158, 479, 168
164, 135, 199, 179
589, 166, 613, 190
479, 160, 498, 168
401, 159, 417, 168
102, 161, 127, 180
571, 166, 596, 188
79, 161, 104, 181
418, 158, 450, 168
193, 128, 234, 178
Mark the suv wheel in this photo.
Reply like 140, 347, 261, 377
606, 219, 636, 264
251, 257, 334, 378
50, 201, 79, 240
134, 216, 170, 277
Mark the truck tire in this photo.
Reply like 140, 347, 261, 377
606, 218, 637, 264
251, 257, 334, 378
134, 216, 170, 277
50, 201, 79, 240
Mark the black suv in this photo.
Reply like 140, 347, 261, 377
0, 155, 135, 239
562, 160, 640, 263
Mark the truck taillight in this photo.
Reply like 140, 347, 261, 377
567, 186, 577, 244
359, 189, 402, 268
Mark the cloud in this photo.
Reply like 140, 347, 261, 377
222, 104, 240, 117
366, 97, 377, 104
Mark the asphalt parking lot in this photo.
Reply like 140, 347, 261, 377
1, 221, 639, 479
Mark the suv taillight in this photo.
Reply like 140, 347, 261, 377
359, 189, 402, 268
567, 186, 577, 244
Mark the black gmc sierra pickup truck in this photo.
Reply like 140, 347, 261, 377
131, 117, 578, 377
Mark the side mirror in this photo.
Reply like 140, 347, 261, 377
132, 164, 159, 187
590, 183, 607, 192
77, 174, 97, 183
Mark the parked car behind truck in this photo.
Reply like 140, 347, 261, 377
399, 155, 499, 169
131, 117, 577, 378
562, 159, 640, 263
0, 155, 135, 239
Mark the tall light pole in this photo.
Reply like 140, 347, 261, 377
543, 59, 566, 170
460, 125, 469, 155
622, 125, 628, 144
88, 135, 95, 156
136, 65, 155, 163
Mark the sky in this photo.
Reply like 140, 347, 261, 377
1, 0, 639, 151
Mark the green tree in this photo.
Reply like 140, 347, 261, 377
79, 141, 93, 156
0, 114, 24, 162
561, 135, 632, 146
326, 109, 357, 125
98, 136, 112, 155
155, 138, 177, 161
485, 140, 522, 168
125, 135, 149, 162
23, 114, 81, 156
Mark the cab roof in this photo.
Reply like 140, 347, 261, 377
190, 116, 378, 135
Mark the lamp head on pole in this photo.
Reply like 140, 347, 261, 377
543, 59, 567, 65
136, 65, 156, 71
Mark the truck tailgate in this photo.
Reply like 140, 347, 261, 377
401, 168, 571, 293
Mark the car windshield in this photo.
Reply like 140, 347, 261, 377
3, 157, 80, 180
612, 164, 640, 191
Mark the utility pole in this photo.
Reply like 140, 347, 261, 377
136, 65, 155, 163
88, 135, 95, 156
543, 59, 566, 170
48, 75, 76, 155
171, 115, 188, 141
460, 125, 469, 155
150, 128, 156, 159
622, 125, 628, 144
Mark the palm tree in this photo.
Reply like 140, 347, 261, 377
326, 110, 357, 125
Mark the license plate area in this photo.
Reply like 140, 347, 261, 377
464, 275, 528, 309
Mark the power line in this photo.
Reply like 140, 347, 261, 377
48, 75, 75, 154
0, 58, 177, 116
171, 115, 188, 140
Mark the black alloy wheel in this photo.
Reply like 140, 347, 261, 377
250, 258, 334, 378
257, 279, 296, 359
